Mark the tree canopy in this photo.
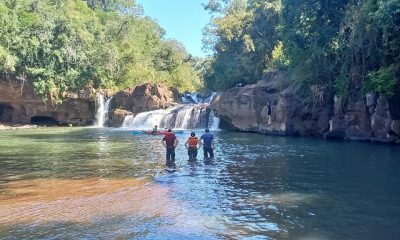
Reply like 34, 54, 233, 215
0, 0, 203, 102
203, 0, 400, 97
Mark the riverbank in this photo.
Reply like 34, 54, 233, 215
0, 122, 37, 130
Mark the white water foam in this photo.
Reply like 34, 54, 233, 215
121, 109, 168, 130
94, 93, 112, 127
122, 92, 220, 130
122, 105, 220, 130
210, 112, 221, 131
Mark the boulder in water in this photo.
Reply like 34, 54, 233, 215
109, 109, 133, 127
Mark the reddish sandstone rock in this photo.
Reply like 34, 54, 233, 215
109, 109, 133, 127
212, 70, 400, 144
211, 71, 332, 137
107, 83, 180, 127
110, 83, 180, 114
0, 78, 95, 125
211, 71, 285, 131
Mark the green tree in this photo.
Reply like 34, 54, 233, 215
203, 0, 281, 90
203, 0, 399, 98
0, 0, 203, 101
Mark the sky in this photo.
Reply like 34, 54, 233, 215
136, 0, 210, 57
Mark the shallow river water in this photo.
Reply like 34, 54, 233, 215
0, 128, 399, 240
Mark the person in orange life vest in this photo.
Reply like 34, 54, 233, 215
185, 132, 201, 161
161, 129, 178, 166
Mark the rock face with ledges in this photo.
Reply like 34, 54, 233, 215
211, 71, 333, 137
211, 71, 400, 144
211, 71, 284, 132
0, 79, 95, 125
110, 83, 180, 114
328, 93, 400, 143
108, 83, 180, 127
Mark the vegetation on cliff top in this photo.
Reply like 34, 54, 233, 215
203, 0, 400, 97
0, 0, 203, 102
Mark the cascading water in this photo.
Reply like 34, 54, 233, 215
122, 109, 167, 129
94, 93, 112, 127
209, 111, 220, 131
122, 93, 220, 130
181, 92, 217, 104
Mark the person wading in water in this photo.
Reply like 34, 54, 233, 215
200, 128, 214, 160
151, 125, 158, 134
185, 132, 201, 161
161, 129, 178, 166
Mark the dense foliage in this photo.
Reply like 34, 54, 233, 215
0, 0, 203, 102
203, 0, 400, 97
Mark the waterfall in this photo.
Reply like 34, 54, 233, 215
182, 93, 200, 104
182, 92, 217, 104
122, 104, 220, 130
94, 93, 112, 127
121, 109, 167, 129
209, 111, 221, 131
122, 92, 220, 130
205, 92, 217, 104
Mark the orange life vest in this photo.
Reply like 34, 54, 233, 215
188, 137, 198, 148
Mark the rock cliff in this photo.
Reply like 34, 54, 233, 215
328, 92, 400, 143
211, 72, 400, 144
108, 83, 181, 127
0, 79, 181, 127
0, 79, 95, 125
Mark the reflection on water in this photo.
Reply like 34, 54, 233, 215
0, 128, 400, 239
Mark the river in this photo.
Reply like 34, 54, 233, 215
0, 128, 399, 240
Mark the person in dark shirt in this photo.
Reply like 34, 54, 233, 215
161, 129, 178, 166
200, 128, 214, 160
267, 102, 271, 124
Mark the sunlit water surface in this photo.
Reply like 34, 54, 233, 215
0, 128, 399, 240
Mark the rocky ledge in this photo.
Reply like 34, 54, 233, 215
211, 71, 400, 144
0, 79, 95, 126
108, 83, 181, 127
0, 77, 182, 127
